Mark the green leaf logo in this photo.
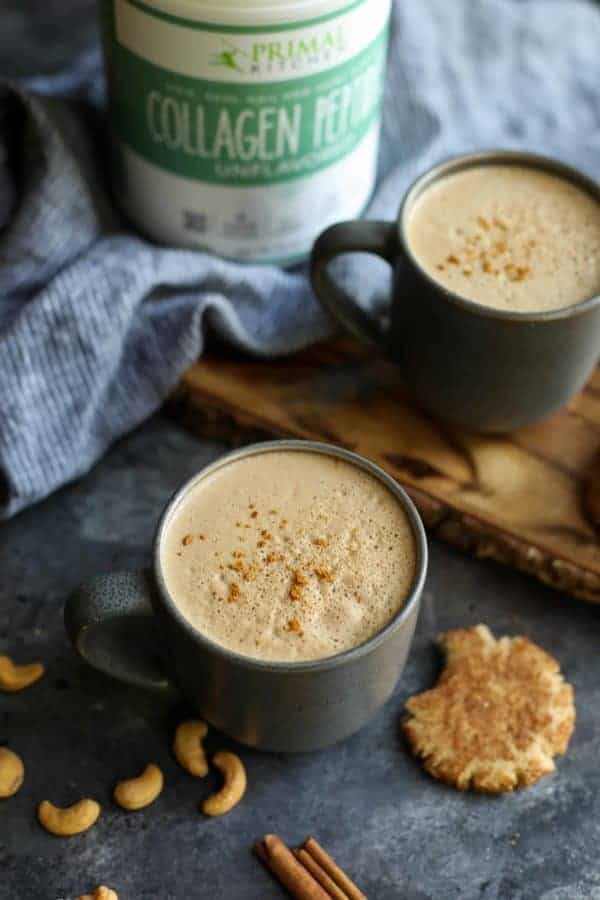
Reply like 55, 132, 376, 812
211, 39, 247, 73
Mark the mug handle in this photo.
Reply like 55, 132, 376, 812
64, 570, 174, 693
310, 220, 398, 348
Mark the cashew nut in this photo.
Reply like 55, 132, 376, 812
174, 720, 209, 777
113, 763, 163, 810
0, 655, 44, 692
78, 886, 118, 900
0, 747, 24, 798
37, 798, 101, 836
202, 751, 247, 817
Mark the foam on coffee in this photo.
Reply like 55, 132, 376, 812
160, 451, 416, 662
407, 164, 600, 312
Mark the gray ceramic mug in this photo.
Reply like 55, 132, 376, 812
311, 150, 600, 433
65, 440, 428, 753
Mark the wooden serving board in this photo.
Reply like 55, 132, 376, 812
167, 340, 600, 604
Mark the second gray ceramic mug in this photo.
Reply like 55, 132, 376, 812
65, 440, 427, 753
311, 150, 600, 433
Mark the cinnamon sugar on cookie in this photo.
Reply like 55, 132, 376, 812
403, 624, 575, 793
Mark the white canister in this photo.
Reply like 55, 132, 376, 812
100, 0, 392, 264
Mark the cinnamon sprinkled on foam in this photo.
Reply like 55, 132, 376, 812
289, 570, 307, 602
287, 618, 303, 636
314, 566, 334, 582
436, 218, 535, 285
161, 451, 416, 662
408, 164, 600, 312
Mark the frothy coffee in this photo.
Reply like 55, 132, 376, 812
160, 451, 416, 662
407, 164, 600, 312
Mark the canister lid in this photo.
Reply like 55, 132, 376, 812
132, 0, 366, 28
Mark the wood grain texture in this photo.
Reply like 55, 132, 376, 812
167, 340, 600, 604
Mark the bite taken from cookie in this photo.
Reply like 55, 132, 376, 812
403, 624, 575, 793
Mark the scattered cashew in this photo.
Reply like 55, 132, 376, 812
78, 886, 118, 900
113, 763, 163, 810
202, 751, 247, 817
37, 798, 101, 836
0, 747, 25, 798
174, 720, 209, 777
0, 655, 44, 692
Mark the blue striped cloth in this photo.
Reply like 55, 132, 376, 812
2, 0, 600, 517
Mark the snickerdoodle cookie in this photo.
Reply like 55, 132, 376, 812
403, 624, 575, 793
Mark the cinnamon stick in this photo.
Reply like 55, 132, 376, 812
302, 837, 367, 900
254, 834, 331, 900
294, 849, 349, 900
